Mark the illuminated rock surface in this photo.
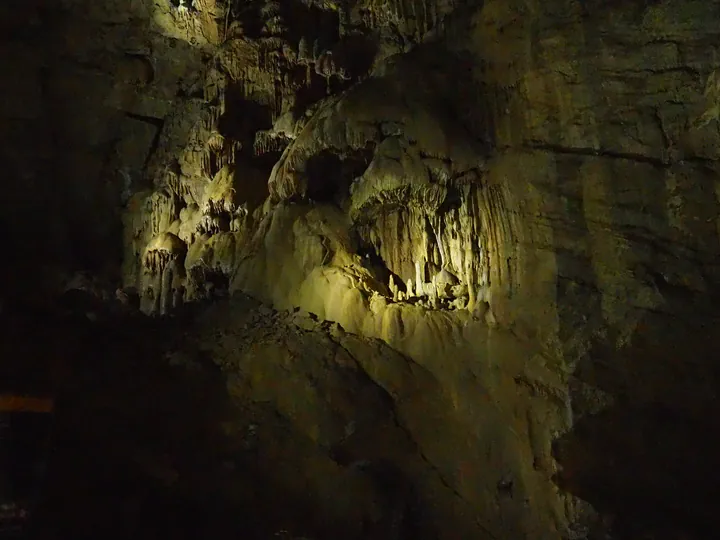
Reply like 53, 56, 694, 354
2, 0, 720, 539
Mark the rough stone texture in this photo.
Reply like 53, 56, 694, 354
0, 0, 207, 304
3, 0, 720, 539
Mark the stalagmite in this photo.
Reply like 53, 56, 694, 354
160, 258, 184, 315
230, 212, 245, 232
172, 285, 185, 309
338, 6, 349, 36
435, 268, 459, 298
298, 36, 309, 64
312, 39, 320, 62
141, 233, 187, 315
415, 261, 423, 296
395, 0, 404, 25
389, 275, 398, 300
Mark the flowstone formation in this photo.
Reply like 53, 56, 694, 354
12, 0, 718, 538
124, 0, 508, 322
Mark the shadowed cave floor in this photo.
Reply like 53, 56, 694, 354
0, 296, 430, 540
0, 307, 303, 540
1, 293, 719, 540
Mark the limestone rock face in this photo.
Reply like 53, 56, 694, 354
4, 0, 720, 539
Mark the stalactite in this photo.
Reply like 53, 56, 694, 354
409, 0, 419, 41
172, 285, 185, 310
150, 189, 178, 236
338, 6, 349, 37
350, 175, 514, 310
201, 151, 211, 177
142, 233, 187, 286
312, 39, 321, 62
196, 213, 230, 236
230, 206, 248, 232
163, 171, 191, 200
144, 250, 172, 276
421, 0, 429, 36
160, 260, 176, 315
298, 36, 310, 64
254, 131, 290, 156
274, 79, 282, 117
428, 0, 436, 33
395, 0, 404, 24
207, 131, 224, 153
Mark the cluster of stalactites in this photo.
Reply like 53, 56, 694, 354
167, 107, 227, 182
204, 76, 226, 105
167, 0, 221, 45
257, 40, 294, 73
203, 106, 223, 132
195, 204, 247, 235
202, 197, 236, 216
359, 0, 446, 41
297, 38, 350, 81
216, 38, 259, 81
139, 231, 189, 315
144, 249, 179, 276
232, 67, 281, 116
162, 170, 192, 200
201, 142, 241, 179
196, 214, 229, 235
260, 0, 286, 37
387, 265, 468, 310
349, 184, 449, 224
173, 0, 199, 16
143, 232, 187, 273
141, 254, 186, 316
149, 189, 179, 237
254, 130, 290, 156
195, 111, 243, 180
354, 182, 515, 312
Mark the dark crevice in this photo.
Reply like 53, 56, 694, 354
436, 185, 463, 214
520, 140, 720, 169
124, 112, 164, 127
332, 35, 379, 80
218, 90, 273, 143
521, 141, 672, 166
356, 242, 395, 295
124, 113, 165, 177
279, 0, 339, 52
305, 146, 375, 206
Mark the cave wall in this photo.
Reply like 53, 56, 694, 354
112, 0, 720, 362
0, 0, 64, 298
464, 0, 720, 350
0, 0, 207, 300
6, 0, 720, 538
